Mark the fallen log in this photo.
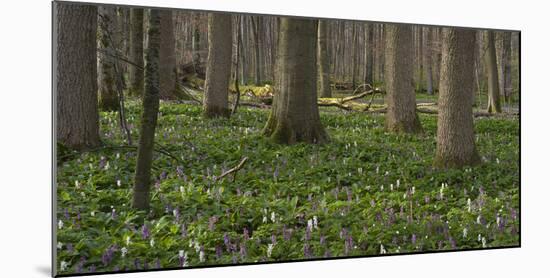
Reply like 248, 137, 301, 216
215, 157, 248, 182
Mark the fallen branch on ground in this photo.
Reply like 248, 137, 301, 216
215, 157, 248, 182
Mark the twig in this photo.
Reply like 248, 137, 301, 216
214, 157, 248, 182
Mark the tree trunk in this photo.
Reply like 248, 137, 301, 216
159, 10, 177, 99
496, 32, 512, 103
434, 28, 481, 168
351, 23, 358, 90
364, 23, 374, 86
416, 26, 424, 93
55, 3, 100, 150
129, 8, 144, 97
133, 9, 161, 210
423, 27, 434, 95
485, 30, 501, 113
263, 18, 329, 144
252, 17, 263, 85
317, 20, 331, 98
97, 7, 119, 111
192, 13, 201, 75
203, 13, 233, 118
384, 24, 422, 133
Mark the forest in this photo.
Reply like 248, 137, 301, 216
54, 2, 519, 275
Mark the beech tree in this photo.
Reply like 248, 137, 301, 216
203, 13, 233, 118
133, 9, 161, 210
423, 27, 434, 95
317, 20, 332, 98
159, 10, 177, 99
364, 23, 374, 86
384, 24, 422, 133
55, 3, 100, 150
485, 30, 501, 113
129, 8, 144, 97
434, 28, 481, 168
263, 18, 329, 144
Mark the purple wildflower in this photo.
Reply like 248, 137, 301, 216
208, 216, 217, 231
216, 245, 223, 259
89, 265, 96, 273
412, 234, 417, 245
320, 235, 326, 245
450, 237, 456, 249
141, 224, 150, 239
224, 233, 231, 251
134, 258, 141, 270
160, 171, 167, 180
176, 166, 184, 177
240, 242, 247, 258
303, 244, 312, 258
271, 234, 277, 245
243, 228, 250, 241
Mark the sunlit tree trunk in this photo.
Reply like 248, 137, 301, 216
364, 23, 374, 86
133, 9, 161, 210
263, 18, 329, 144
434, 28, 481, 168
55, 3, 100, 150
485, 30, 501, 113
424, 27, 434, 95
203, 13, 233, 118
384, 24, 423, 133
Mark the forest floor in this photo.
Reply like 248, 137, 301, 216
56, 101, 519, 275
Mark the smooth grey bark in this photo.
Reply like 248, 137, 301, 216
159, 10, 177, 99
55, 3, 100, 150
203, 13, 233, 118
485, 30, 501, 113
496, 31, 512, 103
317, 20, 332, 98
129, 8, 144, 97
192, 13, 202, 74
263, 18, 328, 144
423, 27, 434, 95
384, 24, 423, 133
133, 9, 161, 210
434, 28, 481, 168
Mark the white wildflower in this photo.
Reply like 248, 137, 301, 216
126, 236, 131, 246
116, 153, 120, 159
194, 241, 200, 253
467, 198, 472, 213
179, 250, 185, 258
411, 186, 415, 195
463, 228, 468, 238
262, 215, 267, 223
58, 220, 64, 229
74, 180, 80, 188
496, 216, 501, 227
180, 186, 185, 193
380, 185, 384, 191
60, 261, 69, 272
313, 216, 318, 229
376, 166, 379, 174
482, 237, 487, 248
267, 243, 274, 258
199, 249, 205, 262
271, 211, 276, 223
121, 247, 128, 257
476, 215, 481, 224
380, 244, 387, 254
90, 211, 95, 217
150, 238, 155, 247
307, 219, 313, 231
390, 184, 394, 191
117, 180, 121, 187
478, 234, 481, 241
57, 242, 63, 249
396, 179, 400, 188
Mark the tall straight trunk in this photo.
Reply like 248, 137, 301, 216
133, 9, 161, 210
239, 17, 247, 84
485, 30, 501, 113
97, 6, 119, 111
203, 13, 233, 118
351, 23, 358, 90
159, 10, 176, 99
263, 18, 328, 144
416, 26, 424, 92
251, 17, 263, 85
434, 28, 480, 168
317, 20, 331, 98
129, 8, 144, 97
423, 27, 434, 95
364, 23, 374, 86
191, 13, 201, 74
384, 24, 422, 133
496, 32, 512, 103
55, 3, 100, 150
